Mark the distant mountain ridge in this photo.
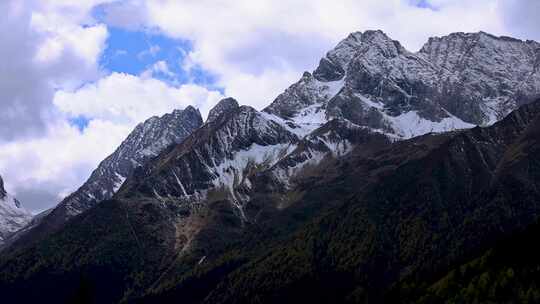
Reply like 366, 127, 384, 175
3, 106, 203, 250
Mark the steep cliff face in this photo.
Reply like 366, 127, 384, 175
119, 105, 298, 223
419, 32, 540, 124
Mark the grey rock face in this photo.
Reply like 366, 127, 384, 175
264, 72, 342, 119
120, 105, 298, 220
326, 87, 389, 132
343, 31, 442, 118
313, 31, 364, 81
0, 176, 6, 199
266, 30, 540, 139
418, 31, 540, 123
206, 98, 240, 123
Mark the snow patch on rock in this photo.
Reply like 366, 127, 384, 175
0, 187, 33, 244
384, 110, 474, 139
113, 173, 127, 192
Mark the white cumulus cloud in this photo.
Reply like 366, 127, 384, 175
54, 72, 223, 124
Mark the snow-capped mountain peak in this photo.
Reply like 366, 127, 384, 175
267, 30, 540, 141
313, 30, 404, 82
3, 107, 203, 248
206, 97, 240, 123
0, 175, 32, 245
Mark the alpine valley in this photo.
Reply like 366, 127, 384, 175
1, 30, 540, 304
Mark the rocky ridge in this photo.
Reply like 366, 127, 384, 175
3, 106, 203, 249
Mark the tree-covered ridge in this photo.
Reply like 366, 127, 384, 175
396, 218, 540, 304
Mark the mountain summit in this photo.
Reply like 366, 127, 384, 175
206, 98, 240, 123
266, 30, 540, 139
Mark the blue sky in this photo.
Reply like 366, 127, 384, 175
68, 25, 221, 131
411, 0, 438, 10
97, 23, 220, 87
93, 5, 188, 79
100, 28, 187, 81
